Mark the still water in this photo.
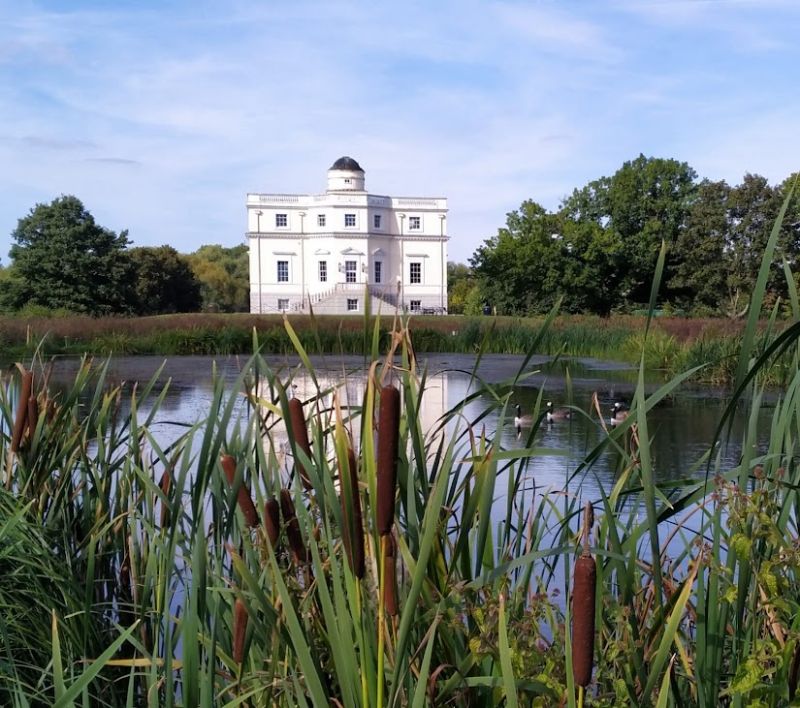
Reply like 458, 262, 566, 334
44, 352, 770, 506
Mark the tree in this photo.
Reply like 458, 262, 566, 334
447, 262, 474, 314
129, 246, 202, 315
188, 244, 249, 312
8, 195, 135, 315
562, 155, 698, 307
670, 179, 731, 314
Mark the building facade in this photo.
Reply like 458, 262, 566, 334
247, 157, 448, 315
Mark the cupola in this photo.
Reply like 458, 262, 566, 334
327, 156, 365, 191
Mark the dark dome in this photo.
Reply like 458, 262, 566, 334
330, 156, 364, 172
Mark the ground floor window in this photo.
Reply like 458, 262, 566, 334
409, 261, 421, 284
374, 261, 382, 283
278, 298, 289, 311
319, 260, 327, 282
277, 260, 289, 282
345, 260, 357, 283
410, 300, 421, 312
347, 298, 358, 312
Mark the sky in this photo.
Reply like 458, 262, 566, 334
0, 0, 798, 265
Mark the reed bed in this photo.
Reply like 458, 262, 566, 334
0, 310, 774, 384
2, 193, 800, 705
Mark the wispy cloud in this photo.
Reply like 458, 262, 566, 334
0, 0, 797, 263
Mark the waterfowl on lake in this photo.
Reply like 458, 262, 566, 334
514, 404, 534, 436
610, 401, 629, 425
546, 401, 572, 422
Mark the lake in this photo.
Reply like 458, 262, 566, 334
42, 352, 768, 508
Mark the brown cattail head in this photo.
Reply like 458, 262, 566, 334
264, 497, 281, 547
288, 397, 313, 490
159, 470, 173, 528
571, 549, 597, 688
10, 370, 33, 453
383, 534, 399, 616
221, 455, 259, 527
340, 447, 365, 578
26, 396, 39, 440
377, 385, 401, 535
280, 488, 308, 563
232, 597, 248, 664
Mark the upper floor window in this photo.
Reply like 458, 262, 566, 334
345, 213, 356, 228
276, 213, 288, 228
373, 214, 381, 229
277, 260, 289, 282
408, 216, 421, 230
319, 260, 327, 282
409, 262, 421, 284
318, 214, 326, 227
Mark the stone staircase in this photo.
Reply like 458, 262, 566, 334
293, 284, 399, 315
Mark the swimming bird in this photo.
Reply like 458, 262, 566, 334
546, 401, 573, 422
514, 404, 534, 436
609, 401, 629, 425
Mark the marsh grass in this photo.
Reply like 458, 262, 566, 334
1, 181, 800, 705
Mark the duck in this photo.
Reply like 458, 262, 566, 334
546, 401, 572, 422
609, 401, 629, 425
513, 404, 534, 437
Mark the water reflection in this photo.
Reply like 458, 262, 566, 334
42, 353, 768, 502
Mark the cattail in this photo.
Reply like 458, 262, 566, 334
280, 489, 308, 563
383, 534, 399, 616
264, 497, 280, 547
10, 370, 33, 452
232, 598, 248, 664
340, 447, 365, 578
288, 397, 313, 489
571, 502, 596, 688
159, 469, 172, 528
377, 385, 401, 536
221, 455, 259, 527
26, 396, 39, 440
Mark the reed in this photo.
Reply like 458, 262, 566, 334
288, 396, 313, 489
9, 368, 32, 452
263, 497, 280, 547
232, 597, 248, 665
280, 488, 308, 564
221, 453, 259, 527
376, 385, 400, 536
340, 446, 365, 579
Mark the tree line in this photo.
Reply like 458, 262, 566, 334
0, 195, 249, 316
451, 155, 799, 317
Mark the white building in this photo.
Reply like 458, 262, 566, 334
247, 157, 448, 315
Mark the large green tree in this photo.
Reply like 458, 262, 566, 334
562, 155, 698, 306
129, 245, 202, 315
8, 196, 135, 315
188, 244, 249, 312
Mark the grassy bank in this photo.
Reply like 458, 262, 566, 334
1, 306, 799, 706
0, 310, 768, 383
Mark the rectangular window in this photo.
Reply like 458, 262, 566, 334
408, 216, 421, 230
410, 300, 421, 312
345, 213, 356, 227
409, 261, 421, 284
373, 214, 381, 229
317, 214, 326, 227
318, 260, 327, 282
277, 260, 289, 282
347, 298, 358, 312
278, 298, 289, 311
374, 261, 382, 283
276, 213, 288, 228
345, 260, 357, 283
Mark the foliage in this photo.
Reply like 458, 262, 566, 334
7, 195, 136, 315
129, 245, 202, 315
447, 262, 475, 314
188, 243, 249, 312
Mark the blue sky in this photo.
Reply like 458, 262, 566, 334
0, 0, 797, 264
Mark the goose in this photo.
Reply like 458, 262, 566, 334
546, 401, 572, 422
513, 404, 534, 436
609, 401, 629, 425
